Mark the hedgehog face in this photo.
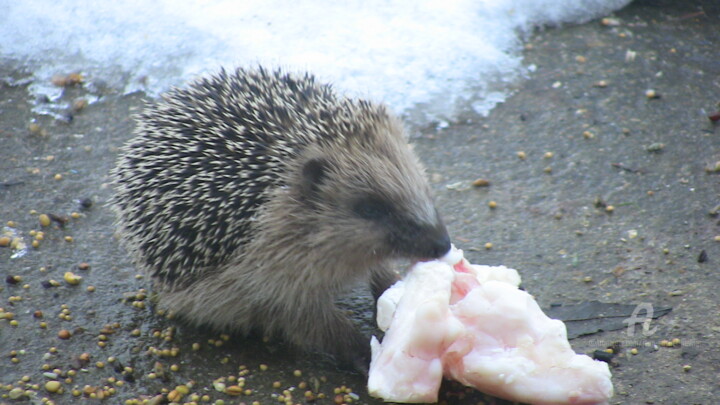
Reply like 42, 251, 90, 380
295, 137, 451, 265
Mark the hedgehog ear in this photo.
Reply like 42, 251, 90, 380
301, 157, 328, 199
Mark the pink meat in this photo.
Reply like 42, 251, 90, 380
368, 246, 613, 405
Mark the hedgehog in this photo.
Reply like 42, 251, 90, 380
110, 66, 451, 367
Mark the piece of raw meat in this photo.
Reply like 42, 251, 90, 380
368, 246, 613, 405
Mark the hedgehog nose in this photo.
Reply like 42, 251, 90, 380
429, 229, 452, 259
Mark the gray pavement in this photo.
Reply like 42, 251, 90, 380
2, 0, 719, 404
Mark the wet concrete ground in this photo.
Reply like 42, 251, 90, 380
2, 0, 719, 404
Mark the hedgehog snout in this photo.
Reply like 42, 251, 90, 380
420, 221, 451, 260
389, 214, 451, 260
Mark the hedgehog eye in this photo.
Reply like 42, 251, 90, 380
302, 158, 327, 185
300, 157, 328, 200
353, 197, 392, 221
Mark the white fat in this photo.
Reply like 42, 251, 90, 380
439, 243, 463, 265
376, 279, 405, 332
368, 246, 613, 405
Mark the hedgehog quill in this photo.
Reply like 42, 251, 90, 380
111, 67, 451, 367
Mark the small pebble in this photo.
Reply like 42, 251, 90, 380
698, 250, 708, 263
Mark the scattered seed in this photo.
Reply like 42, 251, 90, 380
64, 272, 82, 285
630, 348, 638, 355
167, 389, 183, 402
54, 173, 63, 181
582, 131, 594, 139
8, 387, 25, 399
583, 276, 593, 283
601, 17, 620, 26
645, 142, 665, 152
58, 330, 71, 339
645, 89, 660, 99
516, 151, 526, 159
682, 364, 692, 372
543, 151, 554, 159
484, 242, 493, 250
28, 122, 47, 136
593, 80, 608, 88
0, 236, 11, 247
45, 380, 62, 393
488, 201, 497, 209
72, 99, 88, 112
605, 205, 615, 213
471, 178, 490, 187
39, 214, 51, 227
6, 275, 22, 284
78, 262, 91, 270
